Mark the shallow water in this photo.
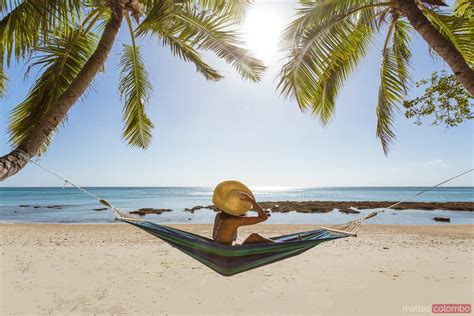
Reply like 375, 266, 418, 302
0, 187, 472, 225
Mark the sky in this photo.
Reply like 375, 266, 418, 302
0, 0, 473, 187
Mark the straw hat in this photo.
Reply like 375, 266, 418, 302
212, 180, 255, 216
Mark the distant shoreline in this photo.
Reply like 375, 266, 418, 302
1, 186, 473, 189
183, 201, 474, 214
14, 200, 474, 214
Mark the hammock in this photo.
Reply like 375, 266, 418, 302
123, 218, 360, 276
99, 197, 375, 276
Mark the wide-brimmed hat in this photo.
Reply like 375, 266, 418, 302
212, 180, 255, 216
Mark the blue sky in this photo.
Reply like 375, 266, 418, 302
0, 0, 472, 187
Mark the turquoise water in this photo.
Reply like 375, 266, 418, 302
0, 187, 472, 224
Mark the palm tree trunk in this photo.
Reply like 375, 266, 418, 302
0, 4, 125, 181
398, 0, 474, 96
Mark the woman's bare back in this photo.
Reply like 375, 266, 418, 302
212, 213, 238, 245
212, 192, 273, 245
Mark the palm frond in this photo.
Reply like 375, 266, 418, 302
314, 25, 375, 123
137, 1, 223, 81
0, 0, 82, 65
0, 1, 43, 65
137, 0, 161, 15
8, 28, 97, 154
447, 12, 474, 65
136, 0, 172, 29
197, 0, 252, 21
174, 7, 265, 81
140, 0, 252, 21
80, 1, 111, 34
138, 0, 265, 82
83, 0, 111, 13
119, 43, 154, 149
376, 23, 406, 155
392, 19, 412, 91
0, 0, 20, 14
281, 0, 390, 47
158, 28, 224, 80
0, 65, 7, 98
420, 6, 473, 65
453, 0, 473, 18
278, 7, 380, 124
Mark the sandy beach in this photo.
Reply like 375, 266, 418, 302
1, 223, 472, 315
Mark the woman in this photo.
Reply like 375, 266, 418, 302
212, 181, 273, 245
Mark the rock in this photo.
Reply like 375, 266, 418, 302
339, 209, 361, 214
383, 247, 389, 250
93, 208, 108, 211
184, 206, 204, 212
129, 208, 173, 216
19, 205, 30, 207
208, 205, 219, 211
30, 205, 63, 209
432, 216, 450, 222
184, 205, 219, 212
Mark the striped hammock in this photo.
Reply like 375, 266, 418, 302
124, 219, 364, 276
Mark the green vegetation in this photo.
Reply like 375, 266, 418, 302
404, 70, 473, 128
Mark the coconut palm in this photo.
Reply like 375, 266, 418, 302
278, 0, 473, 154
0, 0, 265, 181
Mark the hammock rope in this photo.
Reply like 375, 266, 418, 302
321, 168, 473, 235
20, 149, 473, 235
21, 152, 142, 222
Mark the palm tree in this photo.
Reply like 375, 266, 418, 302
278, 0, 473, 154
0, 0, 265, 181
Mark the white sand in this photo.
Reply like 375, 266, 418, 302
1, 223, 473, 315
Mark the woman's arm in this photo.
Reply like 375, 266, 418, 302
232, 192, 268, 226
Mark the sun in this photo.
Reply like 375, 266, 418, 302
242, 4, 285, 63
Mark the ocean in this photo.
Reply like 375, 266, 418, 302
0, 187, 472, 225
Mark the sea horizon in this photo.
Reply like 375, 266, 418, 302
2, 185, 473, 188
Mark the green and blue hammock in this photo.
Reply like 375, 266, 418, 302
120, 211, 376, 276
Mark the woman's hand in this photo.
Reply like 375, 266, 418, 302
237, 191, 256, 204
237, 191, 271, 216
235, 191, 271, 217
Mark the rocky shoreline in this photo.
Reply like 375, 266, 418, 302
183, 201, 474, 214
19, 201, 474, 215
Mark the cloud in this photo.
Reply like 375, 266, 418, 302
424, 159, 448, 168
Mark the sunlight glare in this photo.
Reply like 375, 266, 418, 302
243, 4, 285, 63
